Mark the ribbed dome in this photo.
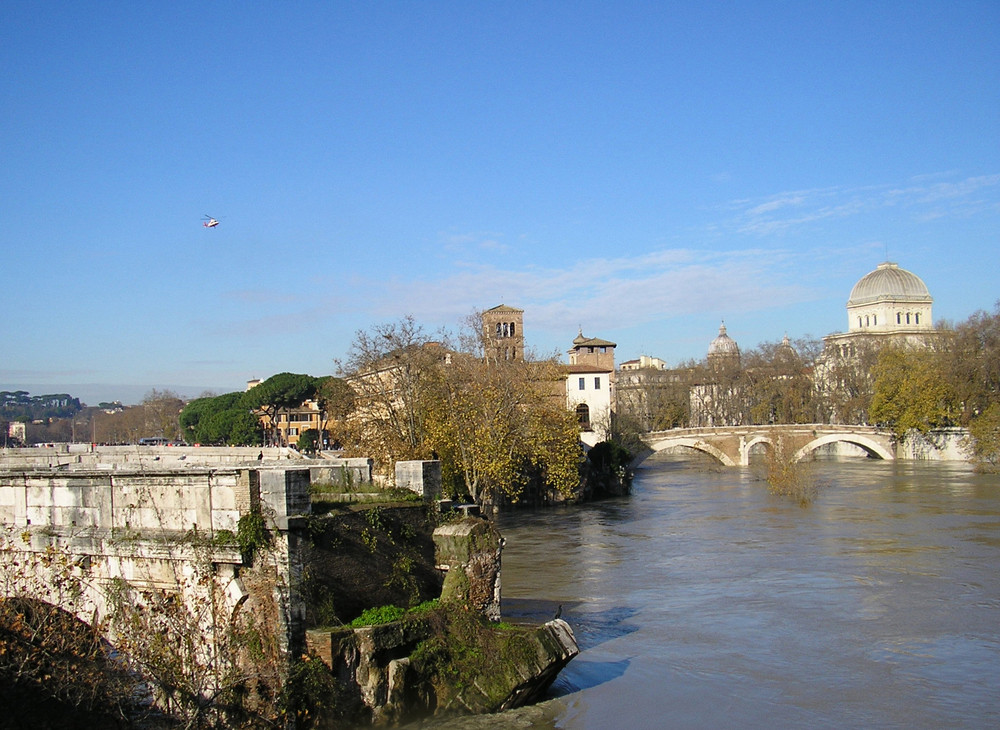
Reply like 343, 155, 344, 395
848, 262, 931, 306
708, 322, 740, 358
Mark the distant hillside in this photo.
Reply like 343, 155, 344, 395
0, 391, 82, 422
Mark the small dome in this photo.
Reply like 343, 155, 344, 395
848, 262, 931, 306
708, 322, 740, 359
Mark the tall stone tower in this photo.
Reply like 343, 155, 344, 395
482, 304, 525, 362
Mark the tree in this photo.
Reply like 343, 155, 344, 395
338, 314, 583, 506
297, 428, 320, 454
314, 376, 356, 448
869, 346, 957, 439
179, 392, 263, 446
615, 364, 692, 433
421, 316, 581, 506
142, 389, 184, 441
242, 373, 319, 446
944, 302, 1000, 425
741, 339, 819, 425
817, 339, 882, 425
337, 317, 445, 465
967, 403, 1000, 472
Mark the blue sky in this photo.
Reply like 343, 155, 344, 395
3, 2, 998, 405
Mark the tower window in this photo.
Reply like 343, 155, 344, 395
510, 322, 516, 336
914, 313, 920, 325
897, 313, 901, 324
906, 313, 911, 324
873, 315, 877, 326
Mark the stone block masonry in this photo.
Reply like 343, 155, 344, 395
395, 459, 442, 500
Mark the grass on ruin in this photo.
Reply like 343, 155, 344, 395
310, 478, 423, 513
349, 599, 440, 628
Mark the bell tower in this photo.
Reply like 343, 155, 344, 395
482, 304, 525, 362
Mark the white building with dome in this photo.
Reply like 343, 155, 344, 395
823, 261, 939, 357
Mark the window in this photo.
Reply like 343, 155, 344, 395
897, 313, 902, 324
914, 313, 920, 324
578, 377, 586, 390
906, 313, 911, 324
509, 322, 516, 336
873, 315, 877, 326
594, 377, 601, 389
576, 403, 591, 430
865, 315, 870, 326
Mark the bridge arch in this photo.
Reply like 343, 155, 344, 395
793, 433, 895, 462
741, 436, 774, 465
640, 437, 737, 467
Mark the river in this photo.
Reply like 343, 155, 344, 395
421, 456, 1000, 729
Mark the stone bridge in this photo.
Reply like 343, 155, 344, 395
640, 424, 897, 466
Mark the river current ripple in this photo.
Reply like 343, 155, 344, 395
418, 457, 1000, 729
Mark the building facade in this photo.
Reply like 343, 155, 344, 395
564, 330, 617, 446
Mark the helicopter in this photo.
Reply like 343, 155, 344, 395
202, 215, 220, 228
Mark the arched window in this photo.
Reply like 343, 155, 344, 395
865, 315, 870, 327
496, 323, 502, 336
897, 313, 901, 324
576, 403, 591, 430
509, 322, 515, 337
873, 315, 877, 326
914, 313, 920, 325
858, 317, 863, 328
906, 313, 911, 324
502, 322, 509, 337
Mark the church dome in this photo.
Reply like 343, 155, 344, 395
708, 322, 740, 359
848, 262, 931, 306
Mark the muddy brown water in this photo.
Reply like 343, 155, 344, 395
412, 456, 1000, 729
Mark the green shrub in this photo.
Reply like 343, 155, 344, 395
349, 605, 406, 627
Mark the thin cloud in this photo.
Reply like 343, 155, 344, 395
361, 247, 820, 339
727, 173, 999, 236
438, 230, 509, 253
